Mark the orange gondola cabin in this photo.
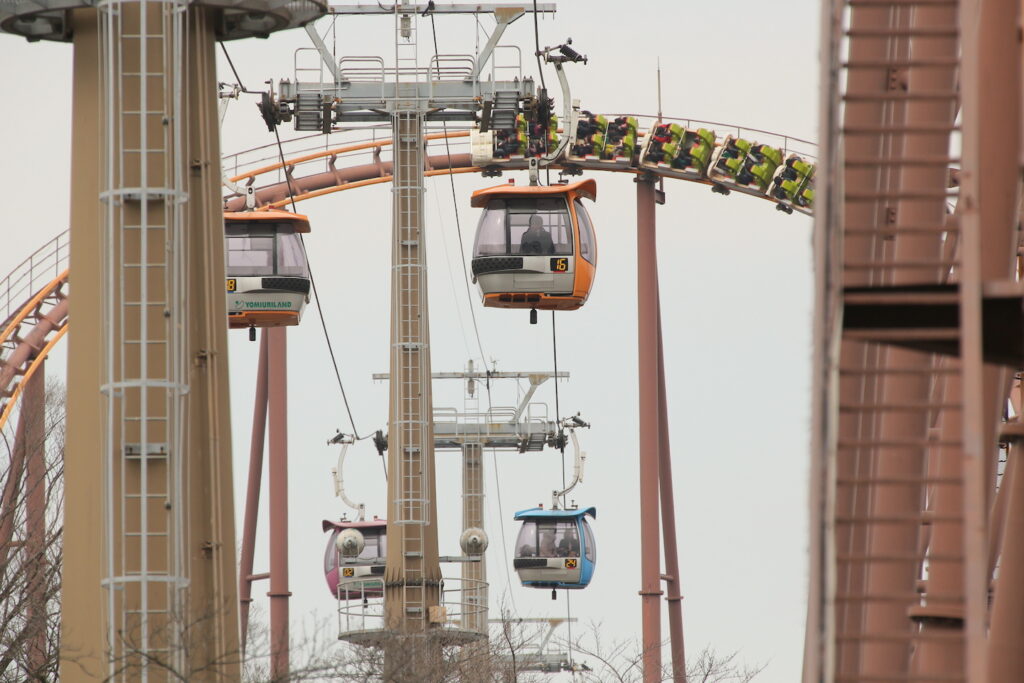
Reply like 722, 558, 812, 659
470, 178, 597, 311
224, 209, 312, 330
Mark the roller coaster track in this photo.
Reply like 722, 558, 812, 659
0, 117, 820, 436
221, 115, 819, 213
0, 231, 69, 432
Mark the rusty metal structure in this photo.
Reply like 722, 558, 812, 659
806, 0, 1024, 681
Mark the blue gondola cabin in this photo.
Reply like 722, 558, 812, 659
513, 507, 596, 590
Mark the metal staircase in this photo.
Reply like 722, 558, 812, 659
490, 89, 520, 131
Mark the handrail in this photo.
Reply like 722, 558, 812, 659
0, 230, 69, 329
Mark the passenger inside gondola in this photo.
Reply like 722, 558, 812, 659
475, 198, 573, 258
516, 521, 582, 559
557, 528, 580, 557
520, 215, 554, 254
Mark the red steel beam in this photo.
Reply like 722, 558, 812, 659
239, 329, 270, 650
23, 364, 46, 676
962, 0, 1023, 676
268, 327, 290, 678
223, 154, 472, 211
636, 176, 662, 681
981, 0, 1024, 670
0, 408, 26, 570
657, 299, 686, 682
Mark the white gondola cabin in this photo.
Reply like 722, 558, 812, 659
470, 179, 597, 311
225, 210, 311, 330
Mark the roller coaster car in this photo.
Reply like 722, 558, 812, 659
570, 113, 637, 164
641, 124, 716, 177
769, 154, 816, 213
322, 518, 387, 601
570, 111, 607, 159
707, 136, 784, 193
224, 210, 311, 329
470, 179, 597, 311
513, 507, 597, 590
601, 116, 638, 161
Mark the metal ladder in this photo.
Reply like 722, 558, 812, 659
391, 101, 431, 624
461, 363, 487, 633
829, 0, 968, 679
393, 1, 421, 101
98, 0, 189, 678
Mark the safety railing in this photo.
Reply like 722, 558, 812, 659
432, 404, 553, 442
0, 229, 69, 330
339, 55, 387, 84
624, 114, 817, 161
294, 47, 330, 90
337, 576, 488, 641
221, 116, 816, 190
489, 45, 523, 86
427, 54, 475, 82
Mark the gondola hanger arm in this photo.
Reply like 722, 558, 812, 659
534, 40, 587, 178
329, 433, 366, 520
552, 419, 588, 508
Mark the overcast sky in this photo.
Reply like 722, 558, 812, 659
1, 1, 818, 679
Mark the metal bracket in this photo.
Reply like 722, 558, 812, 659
304, 23, 342, 82
471, 7, 525, 82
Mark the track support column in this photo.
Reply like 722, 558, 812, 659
22, 364, 48, 676
268, 327, 290, 679
239, 329, 270, 650
657, 306, 686, 682
636, 175, 663, 681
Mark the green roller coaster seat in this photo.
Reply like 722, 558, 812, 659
516, 131, 528, 155
759, 146, 783, 166
692, 143, 711, 167
749, 162, 775, 189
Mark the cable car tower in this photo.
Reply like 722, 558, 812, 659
261, 1, 558, 671
374, 362, 575, 624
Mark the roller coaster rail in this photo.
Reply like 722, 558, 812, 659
0, 229, 68, 327
0, 230, 69, 431
0, 113, 830, 439
220, 114, 819, 215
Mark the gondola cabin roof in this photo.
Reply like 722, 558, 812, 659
513, 506, 596, 521
322, 518, 387, 533
470, 178, 597, 208
224, 209, 312, 233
